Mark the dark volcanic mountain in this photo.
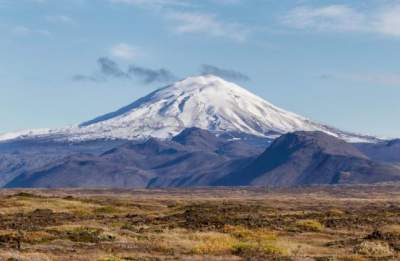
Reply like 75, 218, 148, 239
214, 131, 400, 187
0, 139, 126, 187
172, 127, 221, 151
5, 128, 261, 188
3, 129, 400, 188
355, 139, 400, 164
6, 153, 154, 188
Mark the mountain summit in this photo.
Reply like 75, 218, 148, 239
0, 75, 376, 142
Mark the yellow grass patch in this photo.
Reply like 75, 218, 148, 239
295, 219, 324, 232
353, 241, 393, 257
0, 196, 99, 215
223, 225, 277, 242
190, 232, 239, 255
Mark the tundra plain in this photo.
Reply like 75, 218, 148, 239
0, 186, 399, 260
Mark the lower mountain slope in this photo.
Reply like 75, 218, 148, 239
355, 139, 400, 164
4, 129, 400, 188
6, 154, 154, 188
4, 128, 260, 188
0, 139, 126, 187
214, 131, 400, 187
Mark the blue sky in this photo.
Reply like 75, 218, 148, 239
1, 0, 400, 138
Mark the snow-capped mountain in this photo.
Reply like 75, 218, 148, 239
0, 75, 377, 143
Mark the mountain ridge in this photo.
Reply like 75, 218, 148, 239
214, 131, 400, 187
5, 129, 400, 188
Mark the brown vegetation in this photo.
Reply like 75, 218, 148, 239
0, 185, 399, 260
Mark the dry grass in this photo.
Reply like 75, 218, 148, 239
295, 219, 325, 232
0, 186, 399, 260
223, 225, 277, 242
353, 240, 393, 257
190, 232, 239, 255
380, 225, 400, 237
338, 256, 367, 261
0, 196, 99, 215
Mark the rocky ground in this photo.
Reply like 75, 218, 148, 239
0, 186, 400, 260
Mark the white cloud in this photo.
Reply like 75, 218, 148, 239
282, 4, 400, 37
167, 11, 249, 42
110, 43, 138, 61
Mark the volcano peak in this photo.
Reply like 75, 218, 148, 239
0, 75, 377, 143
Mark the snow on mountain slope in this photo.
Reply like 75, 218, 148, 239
0, 75, 377, 143
0, 129, 52, 142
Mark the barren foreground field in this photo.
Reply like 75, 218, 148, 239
0, 186, 400, 260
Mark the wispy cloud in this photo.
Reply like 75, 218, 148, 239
12, 26, 50, 37
108, 0, 192, 8
283, 5, 364, 32
109, 0, 249, 41
210, 0, 241, 5
30, 0, 47, 3
98, 57, 130, 78
0, 0, 10, 7
72, 74, 105, 83
201, 64, 250, 81
109, 0, 240, 8
282, 3, 400, 37
73, 57, 176, 84
167, 11, 249, 41
378, 4, 400, 36
45, 15, 75, 25
110, 43, 138, 61
321, 72, 400, 86
128, 65, 176, 83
